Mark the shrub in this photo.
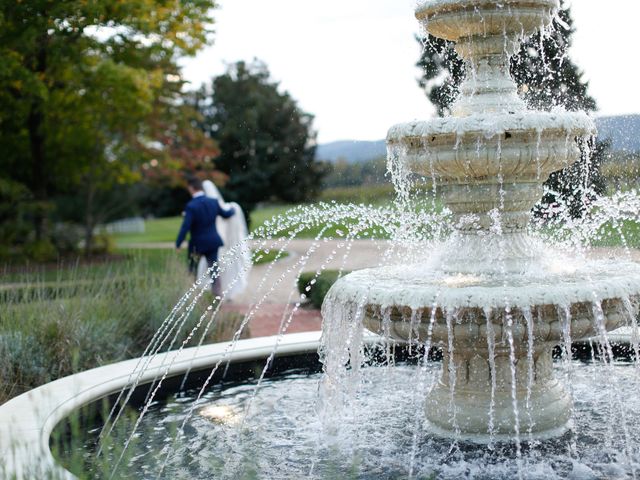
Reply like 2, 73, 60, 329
0, 178, 33, 247
50, 223, 82, 254
22, 239, 58, 262
297, 270, 348, 309
90, 233, 115, 255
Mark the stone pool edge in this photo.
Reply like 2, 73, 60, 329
0, 332, 323, 480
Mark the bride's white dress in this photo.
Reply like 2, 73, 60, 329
196, 180, 251, 300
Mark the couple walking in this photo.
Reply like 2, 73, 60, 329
175, 176, 250, 299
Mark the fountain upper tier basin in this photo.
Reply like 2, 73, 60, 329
416, 0, 558, 47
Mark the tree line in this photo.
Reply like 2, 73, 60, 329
0, 1, 323, 261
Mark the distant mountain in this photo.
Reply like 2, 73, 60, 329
595, 114, 640, 153
315, 140, 386, 163
315, 114, 640, 164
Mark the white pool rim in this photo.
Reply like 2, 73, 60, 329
0, 332, 323, 480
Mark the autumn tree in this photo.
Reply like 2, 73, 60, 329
0, 0, 217, 255
135, 103, 226, 218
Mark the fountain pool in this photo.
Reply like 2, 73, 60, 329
51, 341, 640, 479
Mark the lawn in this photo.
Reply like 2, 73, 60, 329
112, 202, 395, 247
113, 217, 184, 245
590, 219, 640, 249
112, 206, 297, 246
111, 185, 403, 246
113, 196, 640, 249
0, 249, 197, 403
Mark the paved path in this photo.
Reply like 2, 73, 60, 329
223, 239, 391, 337
121, 239, 392, 337
222, 303, 323, 338
120, 240, 640, 338
236, 239, 390, 303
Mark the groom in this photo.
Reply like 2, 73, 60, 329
175, 176, 235, 294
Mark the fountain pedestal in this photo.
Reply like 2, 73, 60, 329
367, 306, 577, 436
426, 348, 570, 437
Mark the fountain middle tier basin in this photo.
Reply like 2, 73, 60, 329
386, 111, 595, 181
324, 258, 640, 437
386, 111, 596, 230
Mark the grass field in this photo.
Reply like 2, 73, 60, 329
0, 247, 251, 403
113, 205, 296, 246
113, 202, 394, 246
589, 219, 640, 249
111, 185, 401, 246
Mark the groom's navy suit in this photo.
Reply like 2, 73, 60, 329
175, 193, 235, 263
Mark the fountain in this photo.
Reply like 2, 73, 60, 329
322, 0, 640, 439
3, 1, 640, 478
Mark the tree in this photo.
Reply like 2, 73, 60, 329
135, 103, 227, 218
416, 1, 606, 218
0, 0, 217, 255
192, 60, 325, 216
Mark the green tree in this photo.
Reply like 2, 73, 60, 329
416, 1, 606, 218
0, 0, 216, 255
192, 60, 325, 216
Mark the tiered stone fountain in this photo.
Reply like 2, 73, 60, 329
324, 0, 640, 437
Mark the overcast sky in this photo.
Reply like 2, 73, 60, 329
181, 0, 640, 144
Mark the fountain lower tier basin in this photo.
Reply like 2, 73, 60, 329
325, 259, 640, 435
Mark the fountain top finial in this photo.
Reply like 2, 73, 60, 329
413, 0, 561, 115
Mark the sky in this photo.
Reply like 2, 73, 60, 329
181, 0, 640, 144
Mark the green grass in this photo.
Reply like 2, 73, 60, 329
0, 247, 251, 405
111, 185, 402, 246
111, 206, 302, 246
106, 188, 640, 248
249, 204, 297, 229
589, 219, 640, 249
0, 251, 199, 403
252, 248, 289, 265
112, 203, 392, 246
114, 216, 182, 245
319, 184, 395, 204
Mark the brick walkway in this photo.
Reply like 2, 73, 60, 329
221, 303, 322, 338
206, 239, 390, 338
